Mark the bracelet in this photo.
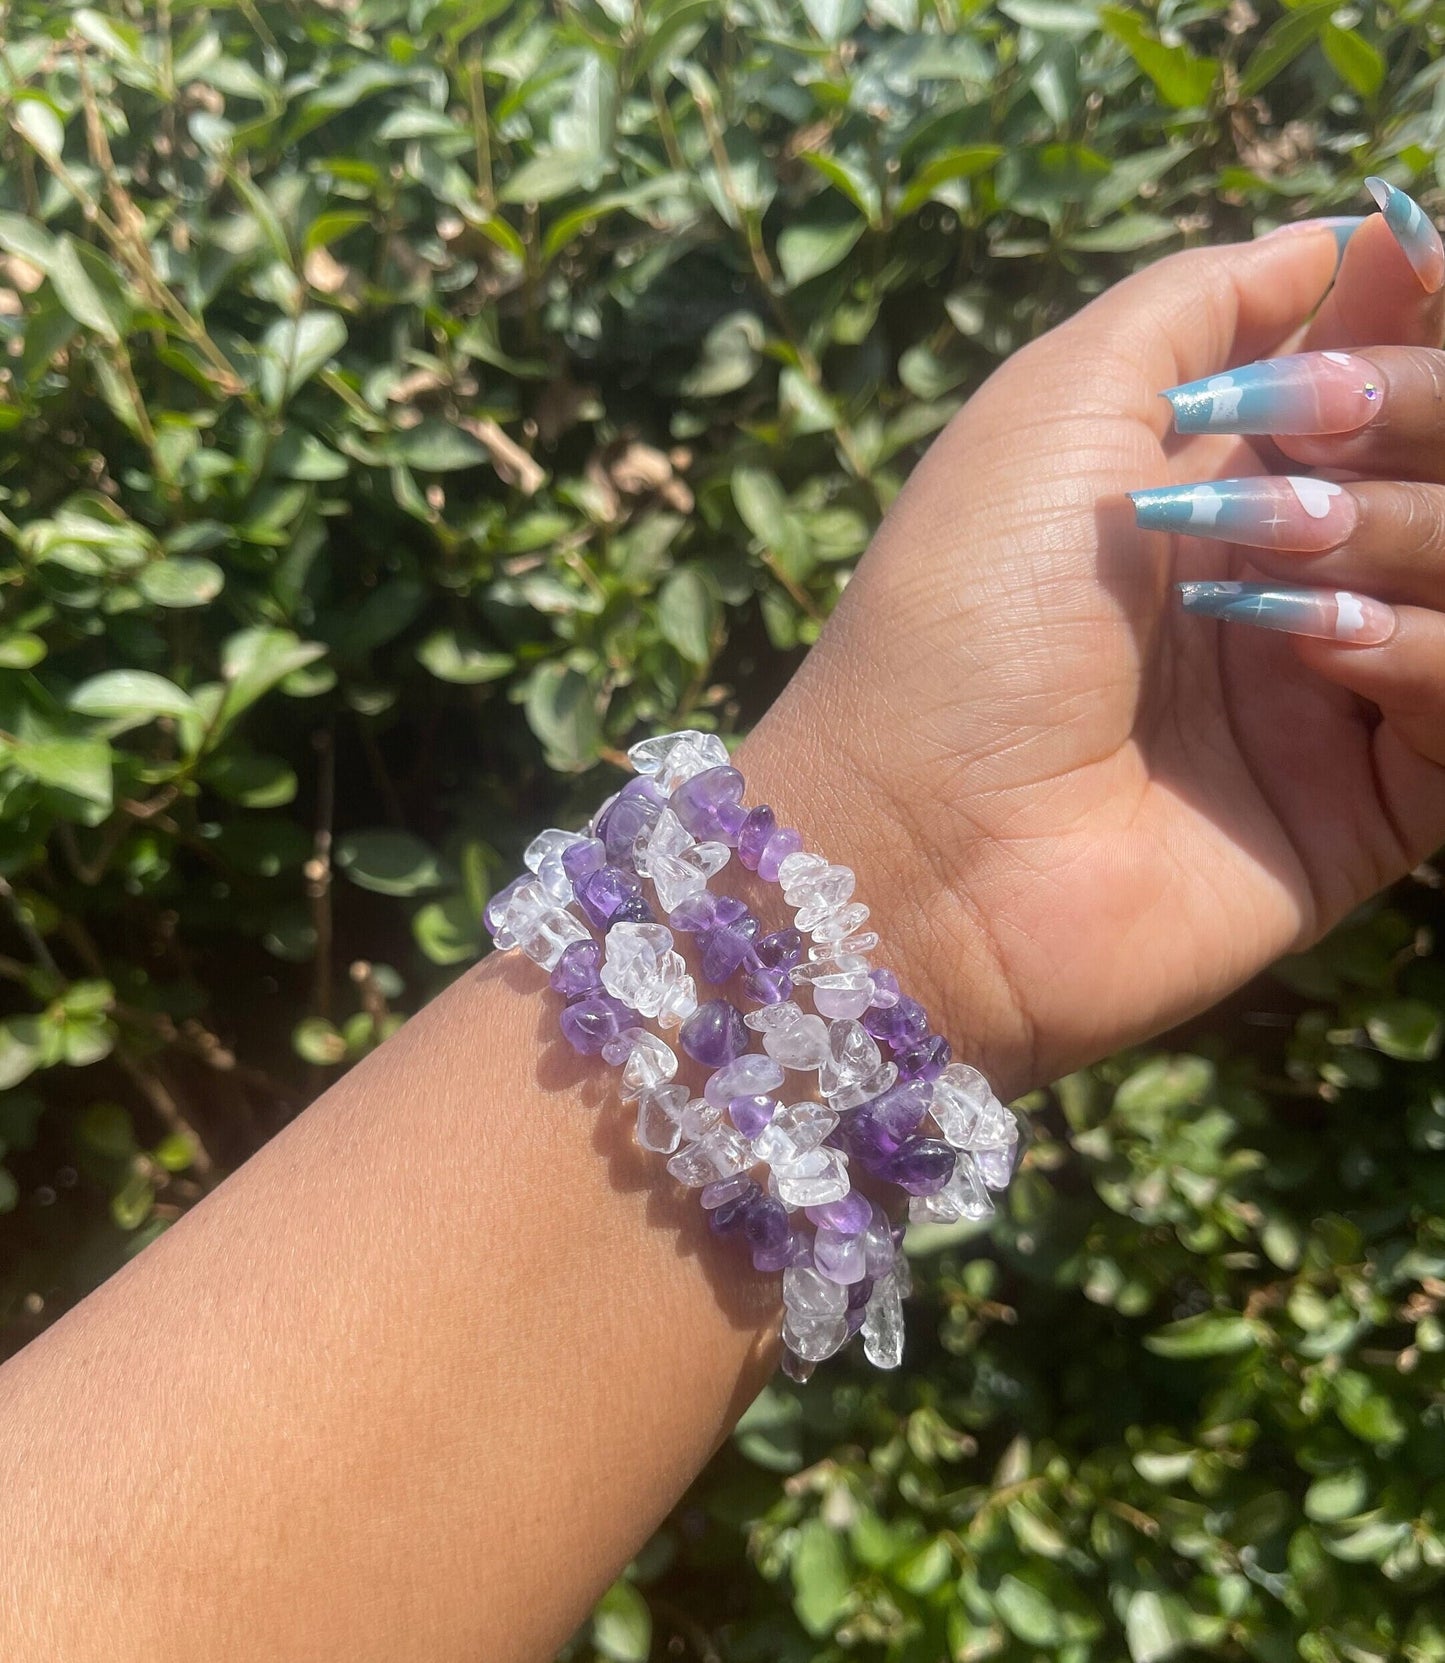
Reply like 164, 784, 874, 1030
484, 731, 1020, 1379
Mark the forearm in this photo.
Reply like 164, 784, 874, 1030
0, 716, 1034, 1662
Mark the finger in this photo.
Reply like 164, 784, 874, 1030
1274, 346, 1445, 481
1297, 185, 1445, 353
1129, 475, 1445, 610
1292, 608, 1445, 843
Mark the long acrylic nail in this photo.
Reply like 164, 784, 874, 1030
1261, 214, 1366, 265
1161, 352, 1381, 435
1130, 476, 1356, 551
1365, 176, 1445, 294
1178, 582, 1396, 645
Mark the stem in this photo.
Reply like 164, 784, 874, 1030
306, 728, 335, 1024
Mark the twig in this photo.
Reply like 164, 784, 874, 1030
0, 873, 57, 976
306, 728, 335, 1023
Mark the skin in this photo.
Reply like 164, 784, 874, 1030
2, 218, 1445, 1662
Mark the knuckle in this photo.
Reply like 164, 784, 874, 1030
1382, 347, 1445, 430
1390, 482, 1445, 559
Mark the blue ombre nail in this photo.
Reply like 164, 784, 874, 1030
1365, 176, 1445, 293
1263, 214, 1365, 265
1177, 581, 1395, 644
1161, 351, 1380, 435
1129, 475, 1355, 550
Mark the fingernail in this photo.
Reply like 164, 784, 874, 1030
1261, 214, 1366, 265
1129, 476, 1356, 551
1365, 176, 1445, 294
1178, 582, 1396, 645
1161, 352, 1381, 435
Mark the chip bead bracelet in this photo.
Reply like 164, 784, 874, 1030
484, 730, 1021, 1379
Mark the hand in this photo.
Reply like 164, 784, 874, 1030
738, 201, 1445, 1099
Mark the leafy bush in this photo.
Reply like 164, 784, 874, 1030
0, 0, 1443, 1657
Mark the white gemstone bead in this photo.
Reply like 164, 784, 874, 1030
627, 729, 728, 783
770, 1145, 850, 1207
651, 844, 730, 915
782, 1313, 850, 1362
813, 976, 875, 1021
976, 1144, 1017, 1190
601, 921, 691, 1020
792, 952, 869, 985
752, 1100, 836, 1165
635, 808, 692, 878
828, 1061, 898, 1113
744, 1001, 804, 1033
703, 1052, 785, 1108
666, 1124, 751, 1187
776, 851, 827, 892
680, 1096, 722, 1140
762, 1013, 830, 1070
619, 1031, 677, 1100
793, 867, 856, 931
635, 1084, 688, 1154
929, 1063, 1018, 1152
813, 1226, 867, 1285
817, 1019, 882, 1097
783, 1264, 847, 1320
653, 970, 698, 1029
862, 1274, 904, 1369
811, 903, 871, 943
501, 880, 591, 969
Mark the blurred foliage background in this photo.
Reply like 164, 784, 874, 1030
0, 0, 1443, 1657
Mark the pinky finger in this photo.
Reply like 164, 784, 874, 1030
1293, 604, 1445, 767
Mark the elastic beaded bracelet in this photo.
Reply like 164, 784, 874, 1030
484, 731, 1020, 1379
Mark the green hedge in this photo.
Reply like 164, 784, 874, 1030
0, 2, 1443, 1657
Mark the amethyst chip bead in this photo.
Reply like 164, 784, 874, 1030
757, 827, 803, 884
550, 939, 603, 999
560, 993, 635, 1055
737, 805, 777, 871
672, 765, 745, 841
680, 999, 750, 1068
896, 1034, 952, 1082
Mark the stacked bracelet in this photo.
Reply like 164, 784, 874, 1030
484, 731, 1020, 1380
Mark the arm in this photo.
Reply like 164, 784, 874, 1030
4, 215, 1445, 1661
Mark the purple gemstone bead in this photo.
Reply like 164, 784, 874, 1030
868, 1078, 934, 1141
737, 805, 777, 871
483, 873, 529, 938
559, 993, 633, 1055
701, 923, 756, 983
757, 827, 803, 884
610, 893, 655, 924
577, 863, 642, 929
844, 1305, 867, 1337
807, 1191, 873, 1235
728, 1093, 776, 1138
716, 798, 748, 844
896, 1034, 952, 1082
845, 1109, 903, 1170
753, 928, 803, 970
669, 891, 723, 933
743, 965, 793, 1006
672, 765, 745, 840
882, 1136, 956, 1195
847, 1276, 874, 1311
863, 993, 929, 1045
752, 1233, 796, 1274
550, 939, 603, 998
596, 777, 665, 863
743, 1195, 790, 1257
868, 967, 901, 1010
708, 1181, 761, 1235
680, 999, 750, 1068
560, 838, 606, 887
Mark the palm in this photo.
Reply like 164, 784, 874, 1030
778, 234, 1445, 1089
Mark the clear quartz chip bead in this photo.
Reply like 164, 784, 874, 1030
830, 1061, 899, 1113
524, 827, 588, 905
776, 851, 828, 894
908, 1151, 994, 1224
618, 1031, 678, 1100
680, 1096, 722, 1140
783, 1264, 847, 1321
792, 952, 869, 985
782, 1314, 850, 1363
793, 867, 857, 932
635, 1084, 688, 1154
500, 880, 591, 970
744, 1001, 805, 1034
762, 1012, 830, 1070
752, 1100, 836, 1165
666, 1124, 751, 1187
769, 1145, 850, 1207
811, 903, 871, 944
861, 1272, 905, 1369
817, 1019, 882, 1098
929, 1063, 1020, 1157
703, 1052, 785, 1108
601, 922, 694, 1022
635, 807, 692, 879
651, 842, 730, 915
627, 730, 730, 790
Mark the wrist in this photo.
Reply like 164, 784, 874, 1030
732, 700, 1040, 1102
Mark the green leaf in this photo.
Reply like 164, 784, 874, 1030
412, 895, 484, 966
1065, 213, 1176, 252
1305, 1466, 1370, 1522
0, 1019, 46, 1091
390, 420, 490, 472
137, 558, 225, 609
293, 1017, 348, 1065
201, 753, 298, 809
110, 1170, 154, 1230
260, 311, 348, 406
657, 567, 716, 665
1321, 24, 1384, 96
1146, 1311, 1256, 1359
0, 634, 47, 670
802, 0, 865, 43
1126, 1591, 1193, 1663
501, 150, 608, 204
49, 236, 128, 342
523, 662, 600, 774
1237, 3, 1332, 99
218, 628, 327, 727
732, 467, 788, 545
416, 631, 513, 685
896, 146, 1004, 216
792, 1519, 852, 1636
591, 1580, 651, 1663
336, 830, 445, 897
8, 736, 113, 810
994, 1573, 1066, 1646
78, 1100, 135, 1159
999, 0, 1099, 33
69, 670, 195, 723
13, 94, 64, 160
1100, 7, 1218, 108
777, 214, 864, 288
1366, 999, 1442, 1061
733, 1384, 804, 1472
